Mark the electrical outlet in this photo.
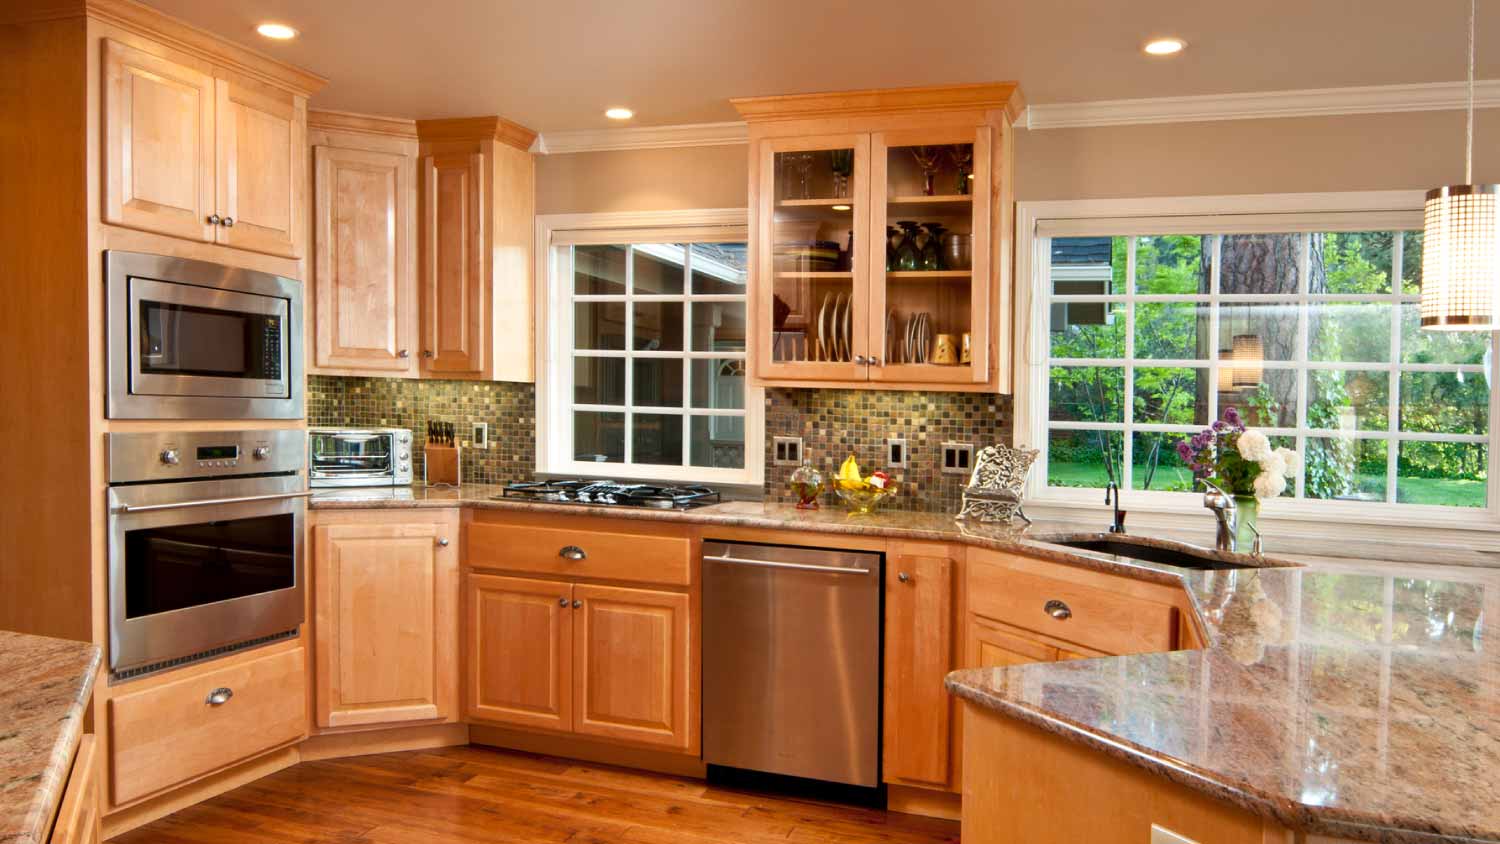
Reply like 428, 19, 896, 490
471, 422, 488, 449
887, 438, 909, 468
941, 442, 975, 475
773, 436, 803, 466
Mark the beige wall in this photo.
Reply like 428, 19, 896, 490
534, 110, 1500, 213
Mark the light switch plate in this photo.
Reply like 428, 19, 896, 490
1150, 825, 1201, 844
887, 438, 908, 468
471, 422, 489, 449
941, 442, 975, 475
773, 436, 803, 466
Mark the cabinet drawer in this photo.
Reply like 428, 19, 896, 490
107, 647, 306, 806
49, 734, 100, 844
467, 522, 691, 586
968, 561, 1176, 656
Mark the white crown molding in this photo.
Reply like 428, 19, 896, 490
530, 80, 1500, 153
535, 121, 748, 155
1025, 79, 1500, 130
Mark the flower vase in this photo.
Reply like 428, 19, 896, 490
1233, 494, 1260, 553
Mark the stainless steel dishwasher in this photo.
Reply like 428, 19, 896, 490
702, 541, 882, 790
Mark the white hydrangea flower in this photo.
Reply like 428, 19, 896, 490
1259, 451, 1286, 479
1253, 469, 1286, 499
1237, 429, 1272, 462
1274, 446, 1301, 478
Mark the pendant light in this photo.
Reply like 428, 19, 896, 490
1422, 0, 1499, 331
1230, 334, 1265, 389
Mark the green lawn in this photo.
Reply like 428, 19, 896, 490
1046, 461, 1485, 508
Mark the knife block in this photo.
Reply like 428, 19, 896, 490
423, 444, 461, 486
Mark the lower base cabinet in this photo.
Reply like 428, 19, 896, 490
312, 510, 460, 729
49, 734, 101, 844
465, 573, 695, 753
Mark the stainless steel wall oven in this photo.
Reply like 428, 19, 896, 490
106, 430, 308, 678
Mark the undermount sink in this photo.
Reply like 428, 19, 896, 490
1047, 536, 1297, 571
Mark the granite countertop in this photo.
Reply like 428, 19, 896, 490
312, 484, 1498, 843
0, 632, 100, 844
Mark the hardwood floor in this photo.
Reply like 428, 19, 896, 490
110, 746, 961, 843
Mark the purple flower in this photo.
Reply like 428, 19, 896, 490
1176, 441, 1193, 462
1223, 406, 1242, 428
1211, 420, 1227, 432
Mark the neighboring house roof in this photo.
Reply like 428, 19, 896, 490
1051, 237, 1112, 265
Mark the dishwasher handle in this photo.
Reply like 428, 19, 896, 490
703, 553, 870, 576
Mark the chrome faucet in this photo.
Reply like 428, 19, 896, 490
1104, 482, 1126, 534
1200, 479, 1237, 551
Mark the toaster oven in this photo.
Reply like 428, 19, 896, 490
308, 428, 413, 488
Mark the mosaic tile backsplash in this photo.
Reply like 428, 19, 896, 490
762, 388, 1012, 512
308, 376, 1013, 512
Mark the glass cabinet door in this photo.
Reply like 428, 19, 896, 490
756, 134, 870, 381
868, 127, 991, 384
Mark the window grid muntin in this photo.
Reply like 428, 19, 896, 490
1044, 231, 1490, 506
569, 243, 749, 471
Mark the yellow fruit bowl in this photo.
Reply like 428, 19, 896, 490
835, 482, 898, 515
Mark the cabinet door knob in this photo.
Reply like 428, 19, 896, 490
422, 350, 434, 358
207, 214, 221, 225
559, 597, 569, 607
559, 545, 586, 561
897, 571, 911, 583
855, 355, 868, 365
221, 216, 234, 228
868, 356, 883, 366
205, 687, 233, 706
572, 599, 582, 609
398, 349, 410, 358
437, 537, 450, 547
1044, 599, 1072, 620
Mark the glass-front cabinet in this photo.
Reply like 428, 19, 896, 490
737, 84, 1022, 392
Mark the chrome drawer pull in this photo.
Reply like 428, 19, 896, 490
1045, 599, 1072, 620
205, 687, 233, 706
559, 546, 587, 561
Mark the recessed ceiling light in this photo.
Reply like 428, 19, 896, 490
604, 107, 634, 120
1143, 37, 1186, 56
832, 204, 852, 211
256, 23, 298, 40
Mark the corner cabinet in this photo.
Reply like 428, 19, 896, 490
733, 84, 1023, 393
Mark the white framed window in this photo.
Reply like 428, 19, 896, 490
535, 209, 763, 485
1015, 192, 1499, 533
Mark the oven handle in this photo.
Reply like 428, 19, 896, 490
111, 491, 314, 514
703, 554, 871, 575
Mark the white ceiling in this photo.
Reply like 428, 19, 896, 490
140, 0, 1500, 133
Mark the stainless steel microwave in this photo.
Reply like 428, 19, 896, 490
106, 251, 303, 419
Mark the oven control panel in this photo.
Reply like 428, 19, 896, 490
109, 429, 304, 484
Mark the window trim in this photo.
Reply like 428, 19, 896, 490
534, 209, 763, 485
1014, 191, 1500, 540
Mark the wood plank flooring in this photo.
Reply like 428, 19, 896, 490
110, 746, 961, 843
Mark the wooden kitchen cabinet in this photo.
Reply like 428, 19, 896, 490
733, 84, 1023, 392
883, 549, 957, 790
102, 37, 308, 258
465, 573, 573, 732
48, 734, 101, 844
312, 510, 460, 730
415, 117, 538, 382
309, 112, 420, 375
572, 584, 692, 751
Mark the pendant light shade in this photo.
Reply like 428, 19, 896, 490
1421, 0, 1497, 331
1421, 185, 1499, 330
1230, 334, 1264, 388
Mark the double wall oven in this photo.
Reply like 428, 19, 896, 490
106, 429, 309, 678
106, 250, 302, 420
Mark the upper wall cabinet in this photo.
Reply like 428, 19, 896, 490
102, 37, 310, 259
732, 84, 1024, 393
308, 112, 419, 376
415, 117, 538, 383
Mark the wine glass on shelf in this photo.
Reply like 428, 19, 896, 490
910, 146, 945, 196
948, 144, 974, 195
829, 149, 853, 199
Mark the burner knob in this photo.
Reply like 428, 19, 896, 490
252, 446, 271, 460
399, 450, 410, 460
159, 449, 180, 466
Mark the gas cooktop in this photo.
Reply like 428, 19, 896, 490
497, 480, 721, 510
